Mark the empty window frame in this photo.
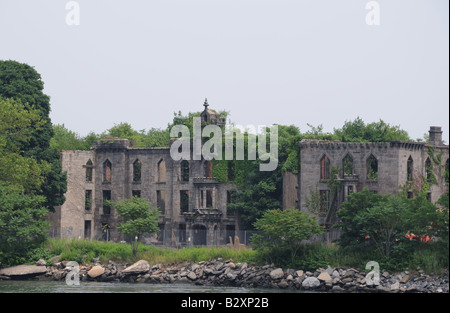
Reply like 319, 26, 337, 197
206, 190, 213, 208
84, 220, 91, 239
347, 185, 354, 196
133, 159, 142, 182
179, 224, 187, 243
367, 154, 378, 181
343, 154, 353, 176
181, 160, 189, 182
157, 159, 166, 182
320, 155, 330, 180
157, 190, 166, 214
102, 190, 111, 214
407, 156, 413, 181
103, 159, 112, 182
85, 159, 93, 182
319, 190, 330, 213
85, 190, 92, 211
132, 190, 141, 198
180, 190, 189, 213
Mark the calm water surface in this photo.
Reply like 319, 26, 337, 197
0, 280, 303, 293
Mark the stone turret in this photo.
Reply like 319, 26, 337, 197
200, 98, 225, 127
429, 126, 443, 146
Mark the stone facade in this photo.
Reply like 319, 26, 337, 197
50, 104, 237, 246
283, 126, 449, 241
51, 107, 449, 247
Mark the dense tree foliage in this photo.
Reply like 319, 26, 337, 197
333, 117, 411, 142
111, 197, 160, 256
336, 186, 449, 270
0, 97, 50, 193
0, 60, 67, 210
0, 183, 50, 265
252, 208, 323, 264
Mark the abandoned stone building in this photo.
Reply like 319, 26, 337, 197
50, 97, 449, 247
49, 101, 237, 246
283, 126, 449, 242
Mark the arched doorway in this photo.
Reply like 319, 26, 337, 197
193, 224, 207, 246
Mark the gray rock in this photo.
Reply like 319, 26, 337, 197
0, 265, 47, 277
122, 260, 150, 275
332, 285, 345, 292
302, 277, 320, 288
178, 277, 190, 284
36, 259, 46, 266
215, 263, 225, 271
332, 270, 340, 279
400, 275, 410, 283
390, 282, 400, 291
270, 268, 284, 280
187, 271, 197, 280
325, 266, 334, 275
278, 279, 289, 289
226, 272, 237, 280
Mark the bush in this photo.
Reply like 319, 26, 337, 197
252, 208, 323, 265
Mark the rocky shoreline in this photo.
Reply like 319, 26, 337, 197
0, 257, 448, 293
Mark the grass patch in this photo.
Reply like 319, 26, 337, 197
44, 238, 257, 266
35, 239, 448, 275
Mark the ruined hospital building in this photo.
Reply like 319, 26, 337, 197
50, 103, 237, 246
283, 126, 449, 242
50, 100, 449, 246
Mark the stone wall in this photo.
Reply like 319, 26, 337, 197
50, 138, 238, 246
297, 139, 448, 214
49, 150, 95, 239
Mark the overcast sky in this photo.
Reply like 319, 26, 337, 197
0, 0, 448, 142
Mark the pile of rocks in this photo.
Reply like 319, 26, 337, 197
1, 257, 448, 293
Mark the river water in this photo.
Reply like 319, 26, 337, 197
0, 280, 302, 293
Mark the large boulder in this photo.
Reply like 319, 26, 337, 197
122, 260, 150, 275
88, 265, 105, 278
270, 268, 284, 280
317, 272, 332, 282
0, 265, 47, 278
302, 277, 320, 289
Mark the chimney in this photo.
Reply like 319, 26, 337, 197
429, 126, 443, 146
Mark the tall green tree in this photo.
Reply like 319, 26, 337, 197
0, 60, 67, 210
0, 183, 50, 265
0, 97, 49, 193
112, 197, 160, 257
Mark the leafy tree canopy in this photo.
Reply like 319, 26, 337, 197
112, 197, 160, 256
0, 60, 67, 210
333, 117, 411, 142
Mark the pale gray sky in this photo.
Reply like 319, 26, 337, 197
1, 0, 448, 142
